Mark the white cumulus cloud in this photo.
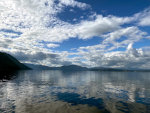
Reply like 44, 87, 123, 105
0, 0, 150, 68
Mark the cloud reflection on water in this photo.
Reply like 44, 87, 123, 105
0, 70, 150, 113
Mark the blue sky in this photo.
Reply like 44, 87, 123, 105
79, 0, 150, 15
54, 0, 150, 52
1, 0, 150, 69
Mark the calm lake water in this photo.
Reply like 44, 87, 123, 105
0, 70, 150, 113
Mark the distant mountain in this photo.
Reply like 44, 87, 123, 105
24, 64, 88, 71
90, 67, 150, 72
90, 67, 125, 71
24, 63, 60, 70
60, 65, 88, 71
0, 52, 30, 71
24, 63, 150, 72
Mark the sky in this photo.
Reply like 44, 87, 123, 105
1, 0, 150, 69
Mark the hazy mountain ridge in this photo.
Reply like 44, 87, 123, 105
24, 63, 150, 72
24, 64, 88, 71
60, 65, 88, 71
0, 52, 30, 71
24, 63, 60, 70
90, 67, 150, 72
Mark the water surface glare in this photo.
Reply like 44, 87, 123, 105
0, 70, 150, 113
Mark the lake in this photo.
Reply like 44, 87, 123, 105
0, 70, 150, 113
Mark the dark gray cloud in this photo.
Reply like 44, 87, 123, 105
9, 51, 72, 66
